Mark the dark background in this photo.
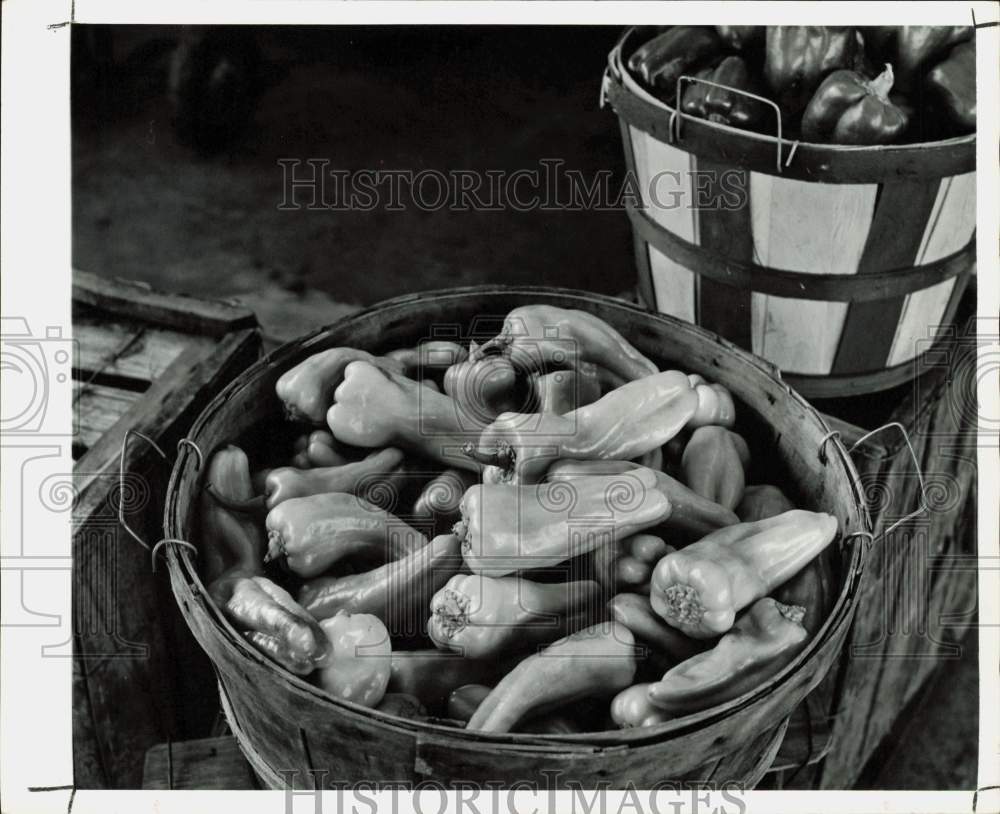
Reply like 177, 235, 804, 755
70, 24, 977, 790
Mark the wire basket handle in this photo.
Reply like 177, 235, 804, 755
118, 428, 200, 571
819, 421, 930, 549
671, 74, 798, 173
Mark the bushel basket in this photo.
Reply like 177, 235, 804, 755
604, 27, 977, 398
163, 286, 872, 789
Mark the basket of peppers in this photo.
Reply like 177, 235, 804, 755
621, 25, 975, 143
602, 26, 976, 399
162, 287, 872, 789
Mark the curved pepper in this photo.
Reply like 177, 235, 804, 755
428, 574, 600, 658
263, 447, 406, 510
467, 370, 697, 485
314, 610, 391, 708
466, 622, 638, 733
649, 509, 838, 638
627, 27, 723, 103
680, 426, 750, 512
298, 533, 464, 635
737, 484, 794, 523
647, 598, 808, 714
447, 684, 582, 734
764, 26, 862, 118
801, 64, 908, 144
200, 447, 332, 675
476, 305, 658, 384
547, 458, 739, 539
443, 341, 530, 423
534, 365, 602, 415
289, 429, 352, 469
681, 56, 769, 131
613, 534, 672, 595
456, 468, 671, 576
927, 41, 976, 132
686, 374, 736, 429
412, 468, 479, 535
384, 341, 468, 380
388, 650, 512, 712
265, 492, 427, 577
715, 26, 764, 51
607, 593, 705, 668
328, 361, 486, 472
277, 348, 405, 424
611, 683, 672, 728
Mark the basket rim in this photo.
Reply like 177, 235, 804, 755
164, 284, 871, 749
607, 26, 976, 182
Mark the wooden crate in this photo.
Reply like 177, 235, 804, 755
768, 287, 980, 788
72, 270, 261, 789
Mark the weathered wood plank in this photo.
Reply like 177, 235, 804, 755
74, 315, 213, 383
143, 736, 257, 790
73, 269, 257, 337
73, 383, 143, 451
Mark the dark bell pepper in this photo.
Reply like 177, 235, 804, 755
892, 26, 973, 87
628, 26, 722, 103
764, 27, 862, 118
801, 64, 909, 145
715, 26, 764, 51
681, 56, 768, 131
927, 41, 976, 133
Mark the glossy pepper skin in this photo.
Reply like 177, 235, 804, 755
476, 305, 658, 384
328, 361, 486, 472
737, 484, 794, 523
764, 27, 862, 118
291, 429, 352, 469
715, 26, 764, 51
384, 341, 468, 380
608, 593, 706, 671
200, 446, 332, 675
686, 374, 736, 429
314, 611, 391, 708
534, 365, 602, 415
680, 426, 751, 512
277, 348, 405, 424
263, 447, 406, 510
547, 458, 739, 539
428, 574, 600, 658
447, 684, 583, 734
627, 27, 723, 103
265, 492, 427, 577
927, 41, 976, 132
298, 533, 464, 635
466, 622, 638, 733
889, 26, 973, 87
611, 683, 672, 728
412, 468, 479, 535
468, 370, 698, 485
443, 341, 530, 423
681, 56, 768, 131
647, 598, 809, 714
456, 468, 672, 576
593, 534, 673, 597
649, 509, 838, 638
801, 64, 908, 144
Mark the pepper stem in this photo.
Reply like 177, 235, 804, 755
868, 63, 895, 102
264, 529, 284, 563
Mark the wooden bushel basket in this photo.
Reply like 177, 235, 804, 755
162, 287, 872, 789
604, 27, 976, 398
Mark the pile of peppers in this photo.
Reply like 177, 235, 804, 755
197, 303, 839, 732
626, 25, 976, 142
